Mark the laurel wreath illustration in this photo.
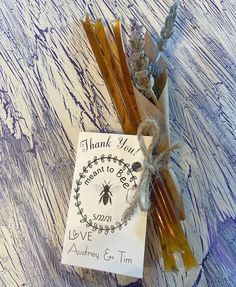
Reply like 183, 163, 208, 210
74, 154, 137, 235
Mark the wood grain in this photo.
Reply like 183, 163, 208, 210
0, 0, 235, 286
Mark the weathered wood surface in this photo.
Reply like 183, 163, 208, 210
0, 0, 235, 286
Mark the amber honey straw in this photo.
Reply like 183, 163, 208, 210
81, 15, 134, 134
157, 222, 178, 271
152, 177, 178, 242
152, 203, 178, 271
111, 19, 141, 132
163, 170, 185, 221
93, 19, 140, 134
152, 182, 181, 265
149, 200, 175, 268
155, 175, 179, 225
152, 174, 198, 269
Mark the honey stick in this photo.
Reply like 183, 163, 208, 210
80, 15, 134, 134
162, 170, 185, 221
111, 19, 141, 133
152, 204, 178, 271
152, 178, 180, 253
154, 175, 179, 225
93, 19, 140, 134
152, 175, 198, 269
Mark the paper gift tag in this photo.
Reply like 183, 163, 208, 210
61, 132, 151, 278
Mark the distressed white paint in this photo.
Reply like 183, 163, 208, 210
0, 0, 235, 286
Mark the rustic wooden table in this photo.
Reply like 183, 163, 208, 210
0, 1, 235, 286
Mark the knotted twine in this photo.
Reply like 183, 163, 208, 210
122, 117, 181, 223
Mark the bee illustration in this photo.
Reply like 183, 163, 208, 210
94, 181, 119, 206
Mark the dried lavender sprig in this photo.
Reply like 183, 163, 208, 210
148, 3, 178, 78
157, 2, 178, 52
129, 18, 157, 104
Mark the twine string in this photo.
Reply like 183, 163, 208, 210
122, 117, 181, 222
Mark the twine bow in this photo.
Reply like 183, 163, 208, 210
122, 117, 181, 222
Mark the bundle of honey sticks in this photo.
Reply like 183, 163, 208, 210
81, 15, 197, 271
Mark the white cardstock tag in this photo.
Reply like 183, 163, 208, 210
61, 132, 151, 278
